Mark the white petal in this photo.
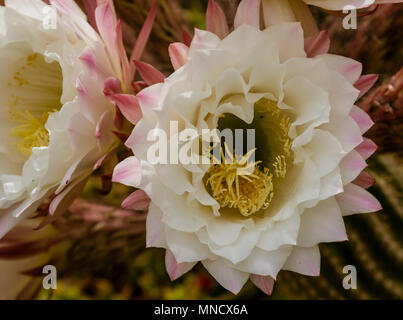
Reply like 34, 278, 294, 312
202, 259, 249, 294
336, 183, 382, 216
283, 245, 321, 276
297, 198, 348, 247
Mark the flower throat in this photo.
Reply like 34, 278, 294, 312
204, 99, 294, 217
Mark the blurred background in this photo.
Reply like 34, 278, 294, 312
2, 0, 402, 300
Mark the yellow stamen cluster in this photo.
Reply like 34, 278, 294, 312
8, 109, 50, 157
204, 99, 294, 217
7, 53, 62, 157
205, 145, 274, 217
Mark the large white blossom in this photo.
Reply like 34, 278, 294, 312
0, 0, 139, 238
114, 14, 382, 294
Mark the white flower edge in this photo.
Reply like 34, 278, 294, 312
115, 23, 381, 294
0, 0, 120, 239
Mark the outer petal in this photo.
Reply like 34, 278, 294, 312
206, 0, 229, 39
121, 189, 150, 211
112, 156, 141, 187
354, 74, 378, 99
133, 60, 166, 86
336, 183, 382, 215
202, 259, 249, 294
250, 274, 274, 295
297, 198, 348, 247
165, 249, 197, 281
349, 105, 374, 134
355, 138, 377, 160
304, 30, 330, 58
168, 42, 189, 71
353, 171, 375, 189
283, 245, 321, 276
234, 0, 261, 29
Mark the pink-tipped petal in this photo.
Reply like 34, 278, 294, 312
234, 0, 261, 29
304, 30, 330, 58
250, 275, 274, 295
130, 1, 157, 74
340, 150, 367, 185
104, 92, 142, 125
336, 183, 382, 216
112, 156, 141, 187
350, 105, 374, 134
355, 138, 378, 160
206, 0, 229, 39
122, 189, 150, 211
353, 171, 375, 189
95, 2, 118, 66
168, 42, 189, 70
165, 250, 197, 281
355, 74, 378, 99
133, 60, 165, 86
283, 246, 321, 276
202, 259, 249, 294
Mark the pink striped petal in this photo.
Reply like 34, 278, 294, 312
350, 105, 374, 134
104, 92, 142, 125
95, 2, 118, 61
336, 183, 382, 216
234, 0, 260, 29
165, 250, 197, 281
283, 246, 321, 276
122, 189, 150, 211
206, 0, 229, 39
112, 156, 141, 187
355, 138, 377, 160
353, 171, 375, 189
130, 1, 157, 74
168, 42, 189, 70
355, 74, 378, 99
340, 150, 367, 185
304, 30, 330, 58
133, 60, 165, 86
250, 275, 274, 295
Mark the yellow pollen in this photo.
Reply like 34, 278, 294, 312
9, 109, 50, 157
205, 144, 274, 217
204, 98, 294, 217
6, 52, 62, 157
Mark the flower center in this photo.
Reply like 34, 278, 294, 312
204, 99, 294, 217
7, 53, 63, 157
